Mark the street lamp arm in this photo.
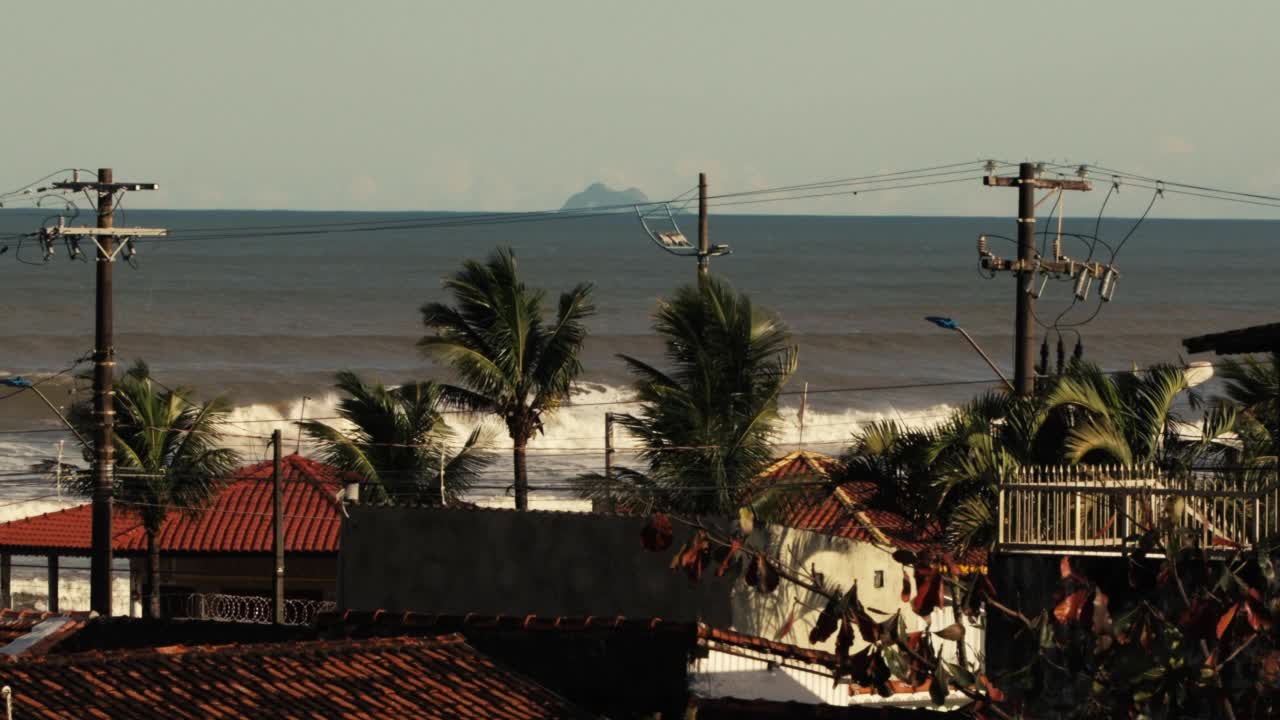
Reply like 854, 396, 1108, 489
0, 380, 91, 449
953, 327, 1015, 393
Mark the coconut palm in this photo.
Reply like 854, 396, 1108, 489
833, 420, 938, 527
1039, 362, 1190, 465
69, 361, 239, 619
575, 277, 797, 515
300, 371, 490, 505
836, 390, 1064, 553
419, 248, 594, 510
1216, 353, 1280, 456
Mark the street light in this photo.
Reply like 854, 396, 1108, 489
0, 377, 90, 448
924, 316, 1016, 393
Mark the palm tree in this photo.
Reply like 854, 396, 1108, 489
575, 277, 797, 515
834, 420, 937, 528
1216, 353, 1280, 457
300, 371, 491, 504
419, 248, 595, 510
1039, 362, 1190, 465
70, 361, 239, 619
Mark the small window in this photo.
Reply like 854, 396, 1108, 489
873, 570, 885, 588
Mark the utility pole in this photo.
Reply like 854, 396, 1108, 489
603, 412, 615, 512
272, 429, 284, 625
47, 168, 164, 616
295, 396, 309, 454
981, 163, 1092, 395
697, 173, 709, 279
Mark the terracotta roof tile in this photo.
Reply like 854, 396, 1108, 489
0, 635, 594, 719
0, 455, 344, 555
0, 611, 62, 645
317, 610, 696, 639
697, 624, 841, 670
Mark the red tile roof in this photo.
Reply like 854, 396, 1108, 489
0, 611, 95, 657
0, 634, 594, 719
697, 624, 841, 670
0, 611, 61, 645
317, 609, 698, 638
0, 455, 344, 555
754, 452, 989, 570
756, 450, 843, 484
690, 696, 966, 719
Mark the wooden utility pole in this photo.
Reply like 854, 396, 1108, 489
91, 168, 115, 615
272, 429, 285, 625
603, 412, 615, 512
697, 173, 709, 278
49, 169, 164, 616
982, 163, 1091, 395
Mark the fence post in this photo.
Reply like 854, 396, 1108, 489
997, 480, 1006, 548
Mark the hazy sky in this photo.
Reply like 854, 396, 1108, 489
4, 1, 1278, 217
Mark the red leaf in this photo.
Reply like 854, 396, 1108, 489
759, 558, 780, 594
1059, 556, 1073, 579
641, 512, 673, 552
850, 584, 880, 643
846, 646, 872, 684
900, 570, 912, 603
835, 617, 854, 659
680, 531, 709, 582
744, 553, 761, 589
1090, 590, 1112, 634
980, 675, 1006, 703
809, 596, 841, 644
1216, 604, 1239, 639
1243, 593, 1272, 632
716, 538, 742, 577
1262, 649, 1280, 685
911, 568, 944, 617
1053, 589, 1089, 624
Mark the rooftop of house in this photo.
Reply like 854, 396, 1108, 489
1183, 322, 1280, 355
0, 608, 970, 714
0, 634, 595, 719
0, 610, 95, 657
749, 451, 988, 571
0, 454, 345, 556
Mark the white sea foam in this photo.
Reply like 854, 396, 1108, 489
213, 385, 957, 490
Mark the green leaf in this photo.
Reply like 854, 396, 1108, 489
882, 646, 911, 682
945, 661, 975, 689
929, 663, 949, 706
1259, 550, 1276, 584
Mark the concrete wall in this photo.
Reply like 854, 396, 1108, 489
339, 507, 736, 625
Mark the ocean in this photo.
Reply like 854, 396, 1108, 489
1, 209, 1274, 496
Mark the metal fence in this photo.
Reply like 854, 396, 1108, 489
184, 593, 336, 626
997, 464, 1280, 553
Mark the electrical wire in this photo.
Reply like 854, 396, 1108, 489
0, 351, 93, 401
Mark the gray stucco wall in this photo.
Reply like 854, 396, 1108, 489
339, 507, 735, 625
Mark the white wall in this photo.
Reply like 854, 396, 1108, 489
703, 524, 983, 707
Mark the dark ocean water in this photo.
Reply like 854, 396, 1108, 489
1, 209, 1274, 479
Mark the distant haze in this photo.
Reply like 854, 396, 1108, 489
3, 1, 1278, 218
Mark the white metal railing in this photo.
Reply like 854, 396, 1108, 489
997, 464, 1280, 553
184, 593, 336, 626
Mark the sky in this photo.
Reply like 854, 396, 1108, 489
3, 1, 1278, 217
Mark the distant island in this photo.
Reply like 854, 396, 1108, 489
561, 182, 648, 210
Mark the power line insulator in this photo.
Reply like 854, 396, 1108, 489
1073, 268, 1093, 301
1099, 266, 1118, 302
